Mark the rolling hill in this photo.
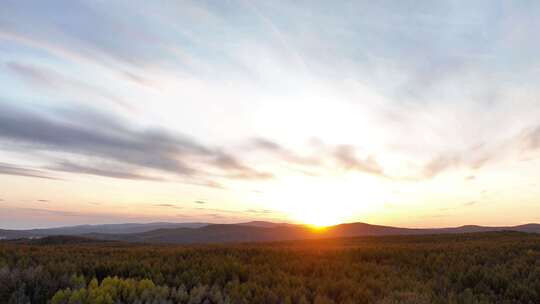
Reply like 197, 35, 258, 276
2, 221, 540, 244
0, 222, 209, 239
85, 222, 540, 244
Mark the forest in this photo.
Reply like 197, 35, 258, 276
1, 232, 539, 304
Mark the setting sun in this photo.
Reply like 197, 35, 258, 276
258, 175, 388, 227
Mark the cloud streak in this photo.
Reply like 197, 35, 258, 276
0, 103, 271, 184
250, 138, 321, 166
49, 161, 163, 181
0, 162, 57, 180
6, 61, 134, 110
2, 100, 539, 187
333, 145, 385, 176
0, 103, 205, 174
212, 153, 274, 180
153, 204, 182, 210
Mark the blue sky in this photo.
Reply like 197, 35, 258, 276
1, 1, 540, 228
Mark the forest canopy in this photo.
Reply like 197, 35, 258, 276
1, 232, 539, 303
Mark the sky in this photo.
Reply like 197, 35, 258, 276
1, 1, 540, 229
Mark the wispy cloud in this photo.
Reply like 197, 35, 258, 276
463, 201, 478, 207
0, 103, 203, 174
6, 62, 55, 86
245, 209, 274, 214
6, 61, 133, 110
521, 125, 540, 150
153, 203, 182, 210
212, 153, 274, 180
0, 162, 57, 180
6, 207, 89, 218
205, 213, 227, 219
194, 207, 246, 215
250, 138, 321, 166
49, 161, 163, 181
333, 145, 384, 176
422, 155, 462, 179
0, 103, 271, 185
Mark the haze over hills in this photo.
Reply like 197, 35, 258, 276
29, 222, 209, 235
0, 222, 209, 239
2, 221, 540, 243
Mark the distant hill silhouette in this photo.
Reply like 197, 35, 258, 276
5, 235, 116, 245
0, 222, 208, 239
86, 224, 314, 244
236, 221, 294, 228
2, 221, 539, 244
